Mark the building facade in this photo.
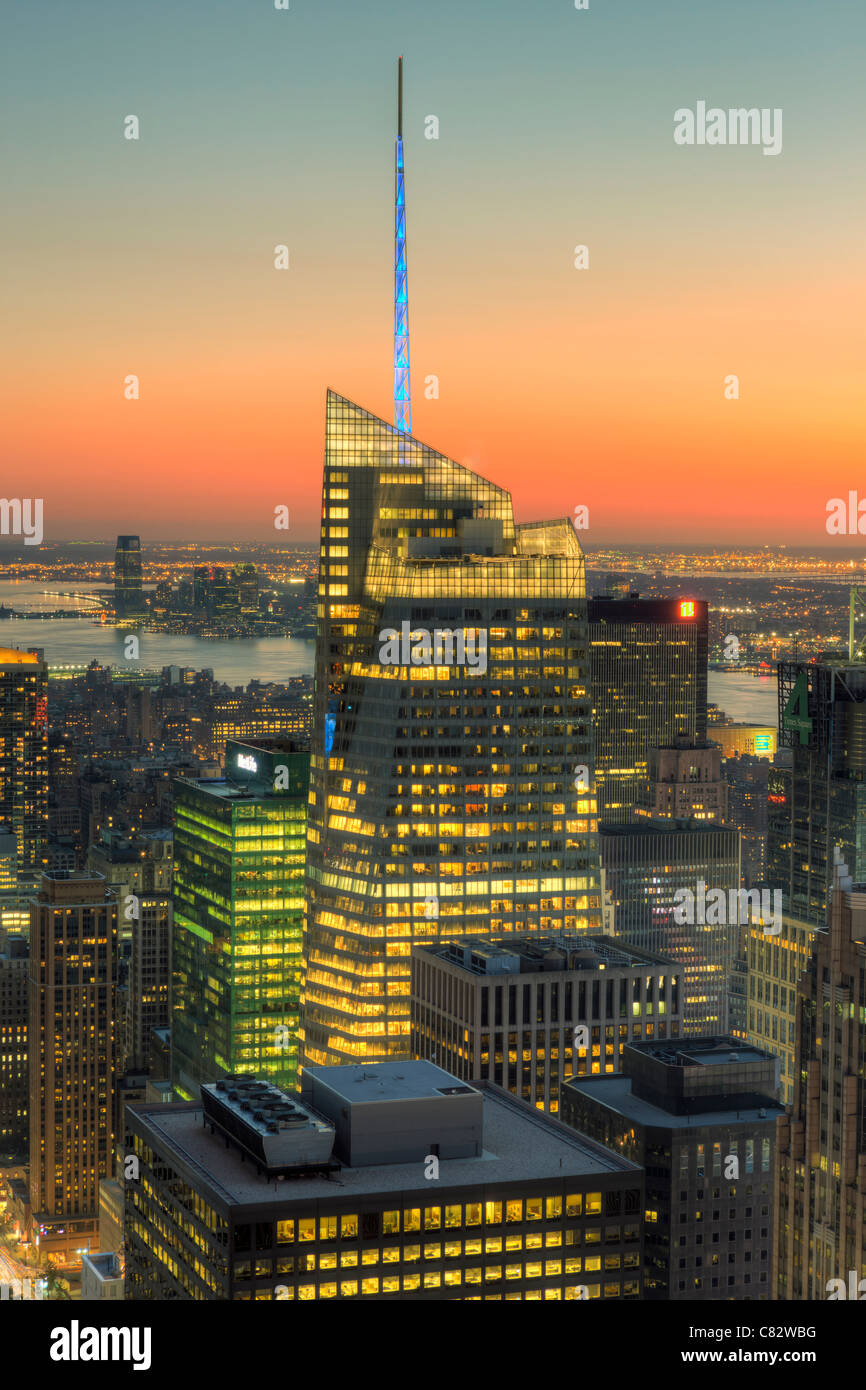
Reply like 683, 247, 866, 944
125, 1061, 643, 1301
588, 596, 708, 820
599, 820, 741, 1035
27, 871, 118, 1267
411, 934, 681, 1114
562, 1038, 783, 1301
775, 857, 866, 1299
0, 647, 48, 876
0, 933, 28, 1160
770, 660, 866, 927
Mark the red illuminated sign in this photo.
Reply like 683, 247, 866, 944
678, 600, 695, 618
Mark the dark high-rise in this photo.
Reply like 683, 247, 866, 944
0, 646, 49, 875
775, 855, 866, 1299
770, 659, 866, 926
588, 596, 708, 819
114, 534, 144, 616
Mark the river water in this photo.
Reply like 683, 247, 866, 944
0, 582, 780, 722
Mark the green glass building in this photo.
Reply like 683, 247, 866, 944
171, 739, 309, 1099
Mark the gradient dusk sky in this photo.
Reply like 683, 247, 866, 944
2, 0, 864, 545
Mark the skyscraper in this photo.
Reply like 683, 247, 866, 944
0, 933, 28, 1161
775, 855, 866, 1298
28, 870, 118, 1268
303, 393, 600, 1067
303, 62, 600, 1067
769, 659, 866, 927
171, 739, 308, 1097
0, 646, 48, 876
114, 534, 144, 616
588, 596, 708, 819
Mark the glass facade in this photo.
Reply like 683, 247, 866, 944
588, 598, 708, 820
304, 391, 601, 1066
171, 749, 309, 1095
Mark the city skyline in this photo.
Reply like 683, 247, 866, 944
3, 1, 864, 544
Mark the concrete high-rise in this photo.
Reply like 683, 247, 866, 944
28, 871, 118, 1268
0, 647, 48, 875
303, 393, 601, 1067
411, 935, 681, 1114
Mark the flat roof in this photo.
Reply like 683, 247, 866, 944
129, 1085, 639, 1210
565, 1076, 784, 1131
304, 1059, 477, 1106
416, 934, 674, 975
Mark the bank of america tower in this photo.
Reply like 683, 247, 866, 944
302, 61, 601, 1067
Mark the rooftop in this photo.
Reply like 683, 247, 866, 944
129, 1083, 638, 1210
303, 1059, 476, 1106
564, 1075, 784, 1130
416, 934, 673, 978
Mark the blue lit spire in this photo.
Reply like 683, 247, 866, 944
394, 56, 411, 433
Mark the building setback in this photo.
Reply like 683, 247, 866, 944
125, 1060, 643, 1302
411, 934, 681, 1114
775, 855, 866, 1299
561, 1038, 783, 1301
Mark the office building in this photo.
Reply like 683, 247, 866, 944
562, 1038, 783, 1300
125, 891, 171, 1073
114, 535, 144, 617
588, 596, 708, 819
0, 933, 28, 1160
723, 752, 770, 887
411, 935, 681, 1114
28, 871, 118, 1267
775, 856, 866, 1299
172, 739, 308, 1098
304, 392, 601, 1066
770, 659, 866, 927
743, 913, 815, 1106
599, 820, 740, 1035
125, 1060, 643, 1301
638, 741, 727, 822
0, 647, 48, 875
